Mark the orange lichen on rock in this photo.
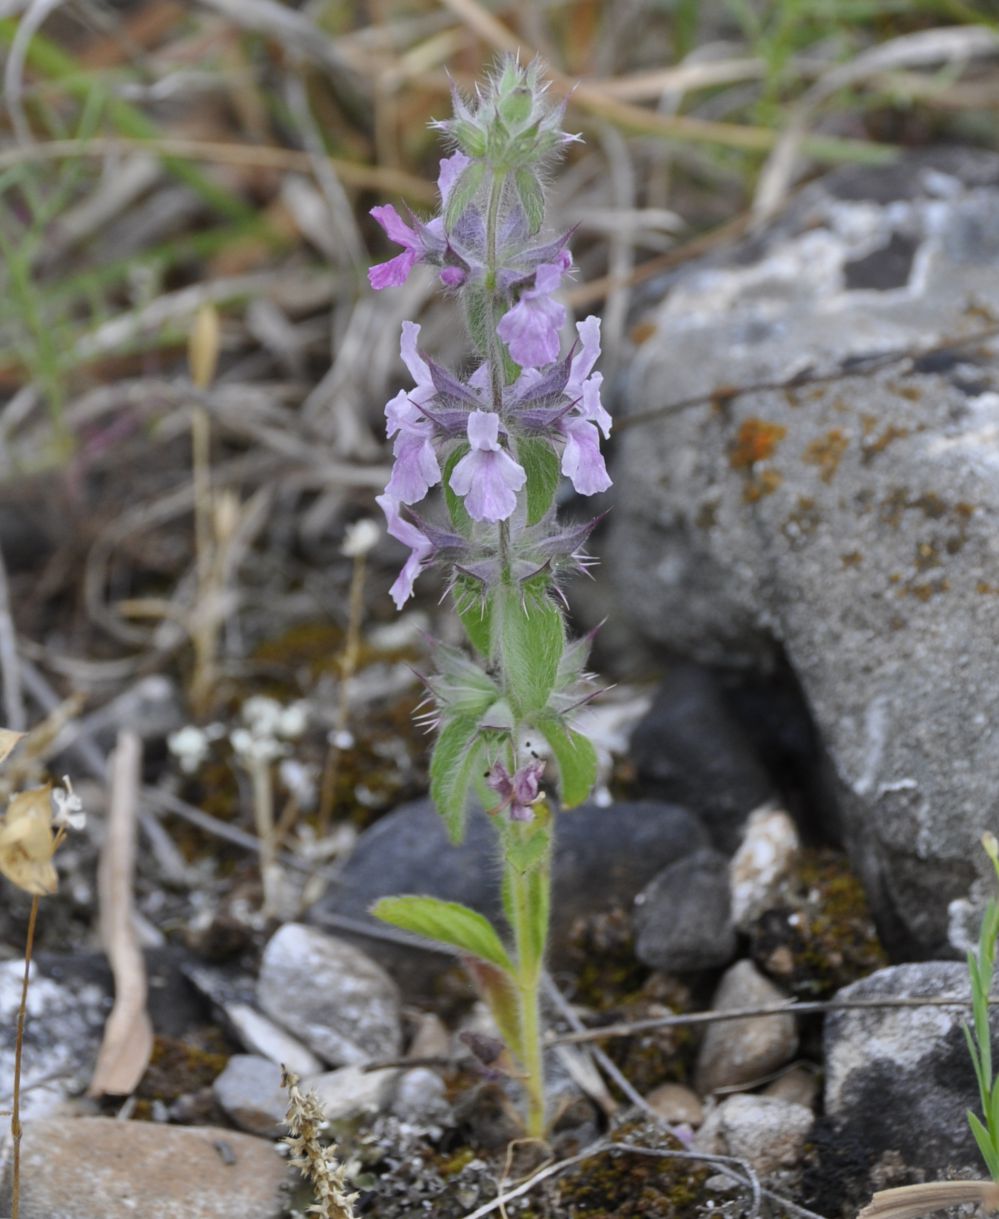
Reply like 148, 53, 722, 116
803, 428, 849, 483
729, 417, 787, 469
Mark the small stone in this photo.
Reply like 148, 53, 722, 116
644, 1082, 704, 1127
763, 1065, 819, 1110
391, 1067, 451, 1123
696, 1094, 813, 1175
1, 1117, 289, 1218
407, 1012, 450, 1060
213, 1055, 287, 1137
307, 1064, 398, 1121
226, 1003, 322, 1076
634, 848, 736, 972
257, 923, 401, 1065
695, 960, 798, 1095
729, 805, 800, 931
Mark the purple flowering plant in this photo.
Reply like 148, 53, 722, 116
367, 58, 609, 1138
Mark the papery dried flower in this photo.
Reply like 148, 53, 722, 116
0, 787, 58, 896
282, 1067, 358, 1219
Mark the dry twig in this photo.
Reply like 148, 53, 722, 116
88, 730, 154, 1097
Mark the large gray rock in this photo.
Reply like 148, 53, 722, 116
823, 962, 994, 1180
628, 664, 775, 850
610, 148, 999, 954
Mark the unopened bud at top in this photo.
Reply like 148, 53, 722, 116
435, 56, 576, 176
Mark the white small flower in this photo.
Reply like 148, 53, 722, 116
230, 726, 286, 765
52, 776, 86, 831
279, 758, 317, 807
342, 518, 381, 557
277, 702, 308, 740
168, 725, 211, 774
242, 696, 283, 738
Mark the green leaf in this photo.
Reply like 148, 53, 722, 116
536, 714, 598, 808
513, 168, 545, 234
988, 1075, 999, 1139
968, 1111, 999, 1179
518, 437, 560, 526
372, 896, 514, 973
444, 160, 486, 231
504, 826, 551, 875
463, 957, 523, 1060
430, 715, 486, 843
453, 580, 493, 657
497, 582, 564, 717
443, 445, 473, 537
966, 1023, 986, 1099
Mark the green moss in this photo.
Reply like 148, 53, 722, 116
566, 906, 647, 1011
750, 848, 887, 999
565, 911, 697, 1092
133, 1031, 231, 1116
554, 1117, 710, 1219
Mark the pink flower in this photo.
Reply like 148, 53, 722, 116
486, 759, 545, 821
368, 205, 423, 290
376, 494, 432, 609
437, 151, 471, 205
497, 261, 567, 369
560, 416, 611, 496
384, 322, 441, 504
566, 316, 610, 433
449, 411, 527, 523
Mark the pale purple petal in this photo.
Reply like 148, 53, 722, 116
498, 295, 563, 368
386, 430, 441, 504
561, 417, 612, 496
450, 442, 526, 523
580, 371, 612, 438
371, 204, 419, 249
486, 760, 543, 821
437, 151, 471, 204
533, 262, 564, 296
511, 760, 544, 807
497, 261, 567, 369
399, 321, 435, 399
566, 315, 602, 395
368, 205, 423, 291
385, 389, 422, 438
376, 494, 433, 609
467, 363, 491, 397
466, 409, 500, 451
440, 265, 466, 288
486, 762, 513, 800
512, 367, 543, 397
369, 249, 418, 290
